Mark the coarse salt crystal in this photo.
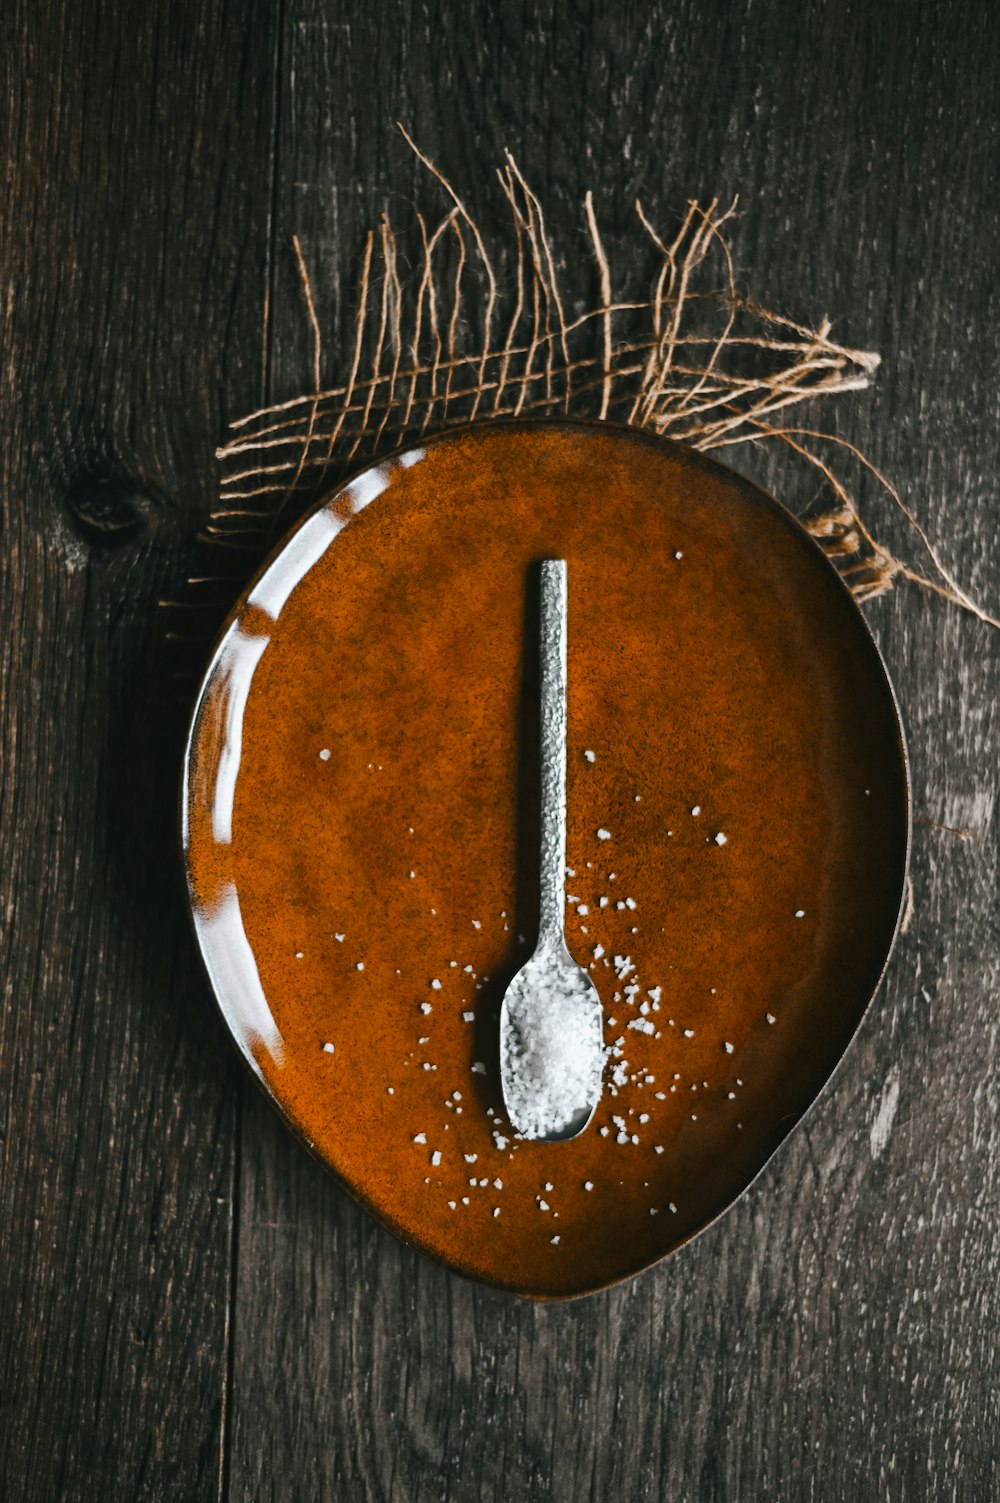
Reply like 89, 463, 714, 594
597, 828, 612, 841
538, 1200, 549, 1211
413, 1133, 426, 1144
319, 748, 331, 761
356, 961, 364, 971
335, 934, 344, 942
683, 1028, 695, 1038
419, 1002, 432, 1014
577, 904, 589, 916
430, 979, 441, 990
431, 1150, 442, 1166
322, 1042, 334, 1053
464, 1153, 477, 1163
551, 1235, 560, 1245
654, 1145, 664, 1154
462, 1011, 475, 1023
723, 1041, 734, 1053
499, 949, 603, 1139
766, 1013, 776, 1024
584, 750, 596, 762
691, 805, 701, 816
795, 909, 805, 918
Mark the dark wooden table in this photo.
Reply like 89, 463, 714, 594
3, 3, 998, 1498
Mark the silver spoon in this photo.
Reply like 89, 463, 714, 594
499, 559, 605, 1142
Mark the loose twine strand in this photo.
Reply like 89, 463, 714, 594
198, 132, 998, 632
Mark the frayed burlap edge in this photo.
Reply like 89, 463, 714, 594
173, 130, 998, 640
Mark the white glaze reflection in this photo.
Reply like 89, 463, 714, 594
211, 627, 270, 845
246, 458, 407, 625
194, 881, 283, 1064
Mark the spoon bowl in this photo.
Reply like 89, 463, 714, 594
500, 941, 605, 1142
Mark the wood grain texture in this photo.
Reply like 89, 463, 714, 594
2, 0, 999, 1499
0, 1, 279, 1498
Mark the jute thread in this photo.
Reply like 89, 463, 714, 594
165, 134, 998, 654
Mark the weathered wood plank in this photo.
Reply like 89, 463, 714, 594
0, 2, 279, 1497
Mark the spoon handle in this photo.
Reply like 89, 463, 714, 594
538, 559, 568, 949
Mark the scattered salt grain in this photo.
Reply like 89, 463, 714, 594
794, 909, 805, 918
723, 1041, 734, 1053
493, 1207, 501, 1217
538, 1200, 550, 1212
691, 805, 701, 816
683, 1028, 695, 1038
577, 904, 589, 916
430, 979, 442, 990
319, 748, 331, 761
419, 1002, 432, 1015
356, 962, 364, 971
714, 832, 727, 846
431, 1150, 442, 1166
493, 1178, 503, 1190
654, 1145, 664, 1154
597, 828, 612, 841
551, 1235, 560, 1245
766, 1013, 776, 1024
462, 1011, 475, 1023
335, 934, 344, 942
471, 1061, 486, 1074
322, 1042, 334, 1054
413, 1133, 426, 1144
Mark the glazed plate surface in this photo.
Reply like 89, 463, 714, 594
183, 422, 908, 1297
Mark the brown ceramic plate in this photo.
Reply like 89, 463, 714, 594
182, 421, 908, 1298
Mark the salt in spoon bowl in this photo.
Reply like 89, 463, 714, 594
499, 560, 605, 1142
